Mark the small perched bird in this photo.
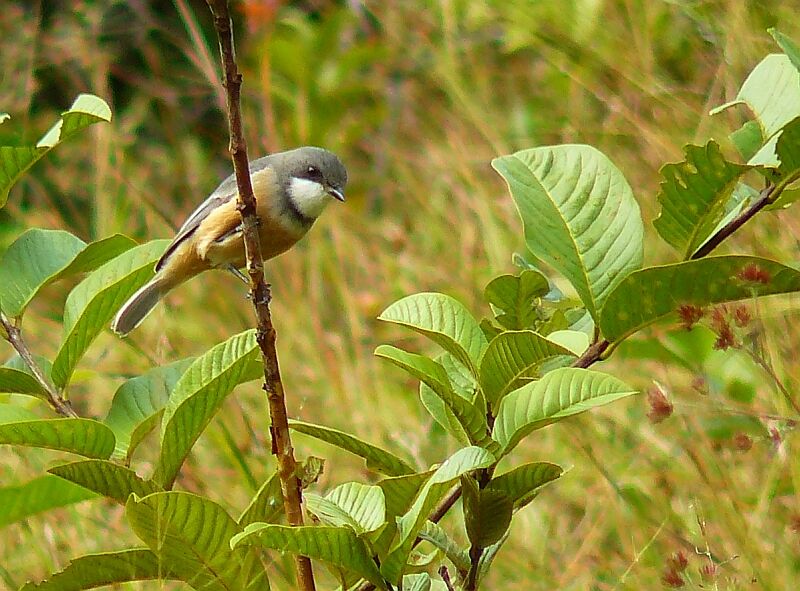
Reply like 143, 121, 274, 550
111, 146, 347, 335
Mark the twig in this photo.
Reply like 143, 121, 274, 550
204, 2, 315, 590
465, 546, 483, 591
690, 184, 775, 260
0, 312, 77, 417
439, 566, 456, 591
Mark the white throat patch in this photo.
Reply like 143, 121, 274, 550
288, 177, 330, 220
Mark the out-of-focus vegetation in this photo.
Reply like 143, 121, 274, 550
2, 1, 800, 589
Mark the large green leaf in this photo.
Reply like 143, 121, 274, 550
231, 524, 386, 590
0, 367, 45, 397
418, 521, 470, 575
19, 549, 179, 590
306, 482, 386, 534
492, 145, 644, 319
49, 460, 159, 503
154, 331, 262, 488
479, 330, 574, 406
487, 462, 563, 508
0, 94, 112, 208
51, 240, 169, 388
378, 293, 488, 375
0, 474, 97, 528
126, 491, 268, 590
377, 471, 433, 519
0, 230, 135, 318
599, 255, 800, 342
484, 271, 549, 329
289, 420, 415, 477
104, 358, 193, 461
712, 54, 800, 142
376, 345, 492, 449
461, 475, 512, 549
653, 142, 750, 258
382, 446, 495, 583
492, 368, 636, 456
0, 417, 115, 459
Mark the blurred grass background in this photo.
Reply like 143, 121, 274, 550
2, 1, 800, 589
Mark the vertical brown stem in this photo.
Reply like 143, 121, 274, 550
204, 2, 315, 589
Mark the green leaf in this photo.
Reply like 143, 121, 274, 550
232, 524, 386, 590
154, 330, 262, 488
376, 345, 492, 449
0, 367, 45, 397
378, 292, 488, 375
487, 462, 563, 508
711, 54, 800, 142
104, 358, 193, 461
479, 331, 574, 406
0, 417, 115, 459
377, 471, 434, 519
49, 460, 159, 503
289, 420, 415, 477
461, 475, 512, 548
418, 521, 470, 574
439, 352, 478, 399
419, 382, 470, 446
492, 368, 636, 456
0, 474, 97, 528
126, 491, 268, 590
0, 94, 112, 208
19, 549, 179, 590
51, 239, 169, 388
653, 142, 750, 258
0, 230, 135, 318
403, 573, 434, 591
238, 473, 282, 526
730, 120, 765, 161
325, 482, 387, 533
18, 548, 179, 590
599, 255, 800, 342
382, 446, 495, 583
484, 271, 549, 329
492, 145, 644, 319
546, 329, 590, 355
770, 28, 800, 77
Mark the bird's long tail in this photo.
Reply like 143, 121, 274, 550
111, 275, 172, 336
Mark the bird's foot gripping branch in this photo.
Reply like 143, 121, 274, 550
2, 27, 800, 591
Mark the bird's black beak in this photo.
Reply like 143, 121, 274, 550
328, 186, 345, 202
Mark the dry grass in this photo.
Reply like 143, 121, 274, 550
2, 1, 800, 589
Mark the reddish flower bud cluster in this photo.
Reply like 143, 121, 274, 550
732, 304, 751, 327
661, 551, 689, 587
647, 385, 673, 424
699, 561, 718, 581
677, 304, 705, 330
737, 263, 771, 285
709, 306, 738, 350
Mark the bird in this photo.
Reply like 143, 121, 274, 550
111, 146, 347, 336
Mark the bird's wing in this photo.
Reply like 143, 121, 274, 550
155, 190, 235, 272
155, 157, 273, 272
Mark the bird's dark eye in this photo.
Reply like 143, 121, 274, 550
306, 166, 322, 180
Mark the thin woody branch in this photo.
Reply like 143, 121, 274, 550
0, 312, 77, 418
204, 1, 315, 589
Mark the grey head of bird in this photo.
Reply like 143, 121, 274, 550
272, 146, 348, 223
